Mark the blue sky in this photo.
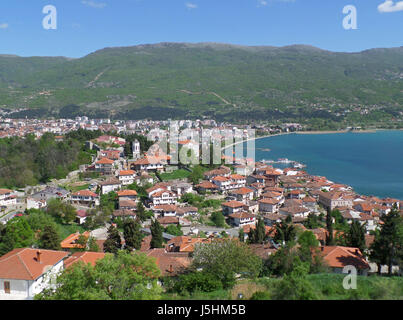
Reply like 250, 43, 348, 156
0, 0, 401, 57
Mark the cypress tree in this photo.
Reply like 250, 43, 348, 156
39, 224, 61, 250
123, 219, 143, 251
150, 219, 164, 249
103, 225, 122, 254
326, 209, 334, 245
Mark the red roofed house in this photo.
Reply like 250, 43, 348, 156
221, 200, 245, 216
118, 170, 137, 185
317, 246, 370, 275
229, 187, 255, 203
228, 212, 256, 227
71, 190, 100, 207
0, 189, 17, 207
0, 248, 69, 300
63, 252, 106, 269
95, 157, 115, 175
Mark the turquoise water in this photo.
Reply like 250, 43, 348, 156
249, 131, 403, 200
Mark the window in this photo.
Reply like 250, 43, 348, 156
4, 281, 10, 294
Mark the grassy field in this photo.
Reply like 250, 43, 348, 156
163, 274, 403, 300
160, 169, 191, 181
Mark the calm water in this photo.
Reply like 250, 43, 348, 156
249, 131, 403, 200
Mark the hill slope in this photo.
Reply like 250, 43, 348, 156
0, 43, 402, 122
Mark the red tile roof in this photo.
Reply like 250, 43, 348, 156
64, 252, 106, 269
0, 248, 69, 280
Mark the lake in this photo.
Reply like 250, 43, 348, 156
249, 130, 403, 200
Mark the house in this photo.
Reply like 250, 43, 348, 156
76, 210, 88, 225
0, 248, 69, 300
149, 189, 178, 207
113, 209, 137, 219
195, 181, 219, 193
63, 252, 106, 269
228, 212, 256, 227
316, 246, 370, 275
100, 178, 121, 195
119, 199, 138, 211
288, 189, 306, 200
221, 200, 245, 216
118, 170, 136, 186
258, 198, 282, 214
166, 236, 211, 254
279, 205, 311, 218
30, 187, 69, 202
229, 187, 255, 203
95, 158, 115, 175
263, 213, 284, 226
203, 166, 231, 180
26, 197, 46, 210
319, 191, 354, 210
117, 189, 138, 202
153, 204, 178, 217
211, 176, 232, 191
130, 156, 165, 172
176, 206, 199, 217
145, 249, 191, 277
60, 232, 90, 250
71, 190, 100, 207
0, 189, 17, 207
170, 182, 193, 197
157, 216, 180, 228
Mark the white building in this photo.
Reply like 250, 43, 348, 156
0, 248, 69, 300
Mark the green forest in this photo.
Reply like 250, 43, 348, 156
0, 130, 99, 188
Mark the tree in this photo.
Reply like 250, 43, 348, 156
192, 239, 262, 289
123, 219, 143, 251
326, 209, 334, 245
370, 208, 403, 276
211, 211, 225, 228
165, 224, 183, 237
189, 165, 204, 185
345, 220, 367, 254
272, 256, 318, 300
304, 213, 322, 229
150, 219, 164, 249
35, 251, 162, 300
0, 217, 35, 255
136, 202, 147, 222
39, 224, 61, 250
238, 228, 245, 242
46, 198, 77, 224
249, 217, 266, 244
272, 215, 296, 245
103, 225, 122, 254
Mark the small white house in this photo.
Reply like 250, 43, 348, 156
0, 248, 69, 300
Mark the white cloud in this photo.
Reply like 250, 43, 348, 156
378, 0, 403, 12
0, 23, 8, 29
185, 2, 198, 10
82, 1, 107, 9
257, 0, 268, 7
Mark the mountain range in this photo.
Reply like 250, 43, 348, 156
0, 42, 402, 122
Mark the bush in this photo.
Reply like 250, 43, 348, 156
250, 291, 271, 300
174, 271, 223, 294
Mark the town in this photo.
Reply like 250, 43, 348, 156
0, 117, 402, 300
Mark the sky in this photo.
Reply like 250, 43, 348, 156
0, 0, 401, 58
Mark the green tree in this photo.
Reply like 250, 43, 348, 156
249, 217, 266, 244
103, 225, 122, 254
346, 220, 367, 254
39, 224, 61, 250
35, 251, 162, 300
136, 202, 147, 222
192, 239, 262, 289
123, 219, 143, 251
326, 209, 334, 245
211, 211, 225, 228
370, 208, 403, 276
165, 224, 183, 237
150, 219, 164, 249
272, 256, 318, 300
0, 218, 35, 255
238, 228, 245, 242
189, 165, 204, 185
272, 215, 296, 244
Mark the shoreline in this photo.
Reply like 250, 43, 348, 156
221, 128, 395, 150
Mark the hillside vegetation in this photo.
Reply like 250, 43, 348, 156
0, 43, 402, 122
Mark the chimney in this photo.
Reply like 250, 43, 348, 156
36, 250, 42, 263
